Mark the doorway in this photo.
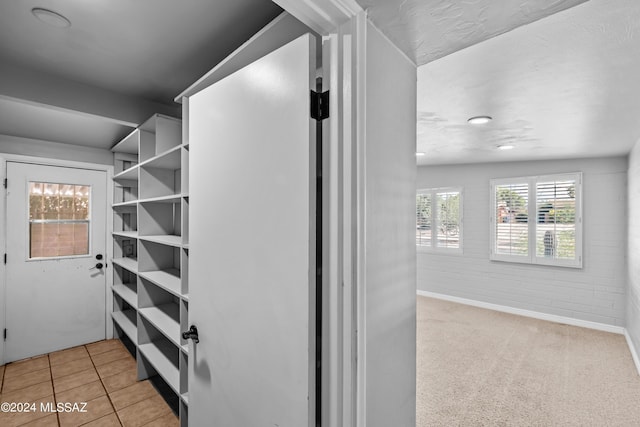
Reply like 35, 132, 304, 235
5, 161, 108, 362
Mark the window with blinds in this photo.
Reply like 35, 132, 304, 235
416, 188, 462, 252
490, 173, 582, 268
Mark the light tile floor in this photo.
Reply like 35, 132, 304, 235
0, 340, 179, 427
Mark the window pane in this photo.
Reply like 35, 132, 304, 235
416, 193, 432, 246
436, 191, 460, 249
536, 180, 576, 260
29, 181, 90, 258
495, 183, 529, 256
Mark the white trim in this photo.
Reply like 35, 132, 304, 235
273, 0, 363, 35
624, 330, 640, 377
355, 10, 367, 427
417, 290, 625, 335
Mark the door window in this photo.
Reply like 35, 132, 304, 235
28, 182, 91, 258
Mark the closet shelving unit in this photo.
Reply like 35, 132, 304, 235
111, 113, 189, 426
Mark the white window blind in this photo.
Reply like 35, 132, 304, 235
494, 182, 529, 257
490, 173, 582, 268
416, 188, 462, 252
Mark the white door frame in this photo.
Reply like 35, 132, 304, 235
0, 154, 114, 365
272, 2, 366, 426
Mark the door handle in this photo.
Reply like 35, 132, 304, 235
90, 263, 104, 270
182, 325, 199, 343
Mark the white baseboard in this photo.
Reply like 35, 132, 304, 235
624, 330, 640, 377
417, 290, 625, 335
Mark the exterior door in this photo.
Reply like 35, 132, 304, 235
5, 161, 107, 362
188, 34, 317, 426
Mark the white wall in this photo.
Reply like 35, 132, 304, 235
627, 143, 640, 355
0, 134, 113, 165
363, 22, 416, 427
418, 157, 627, 326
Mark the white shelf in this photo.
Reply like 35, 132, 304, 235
113, 231, 138, 239
139, 304, 180, 346
139, 235, 182, 247
139, 269, 181, 296
114, 166, 139, 181
139, 341, 180, 394
181, 393, 189, 404
113, 200, 138, 208
111, 128, 140, 154
112, 310, 137, 342
112, 257, 138, 274
140, 145, 182, 170
181, 344, 189, 354
113, 284, 137, 307
138, 195, 182, 204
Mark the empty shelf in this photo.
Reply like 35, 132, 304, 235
139, 341, 180, 394
139, 304, 180, 346
112, 310, 137, 342
112, 257, 138, 274
113, 200, 138, 208
139, 235, 182, 247
114, 166, 139, 181
138, 195, 182, 204
138, 269, 181, 296
112, 284, 137, 308
140, 145, 181, 170
113, 231, 138, 239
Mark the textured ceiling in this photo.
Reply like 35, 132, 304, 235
356, 0, 589, 65
416, 0, 640, 165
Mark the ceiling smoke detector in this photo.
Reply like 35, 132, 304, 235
31, 8, 71, 28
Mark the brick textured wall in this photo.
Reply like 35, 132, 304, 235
417, 157, 627, 326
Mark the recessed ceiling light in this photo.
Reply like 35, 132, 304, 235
31, 8, 71, 28
416, 152, 426, 157
468, 116, 492, 125
497, 144, 514, 150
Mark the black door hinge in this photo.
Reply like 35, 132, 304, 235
4, 329, 6, 341
311, 90, 330, 121
3, 254, 6, 264
3, 178, 6, 189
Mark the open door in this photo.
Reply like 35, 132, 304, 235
187, 33, 317, 425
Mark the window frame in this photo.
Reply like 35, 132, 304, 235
27, 181, 92, 260
416, 187, 463, 254
490, 172, 582, 268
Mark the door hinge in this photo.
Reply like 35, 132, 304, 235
3, 329, 6, 341
3, 253, 5, 264
3, 178, 6, 189
310, 90, 330, 121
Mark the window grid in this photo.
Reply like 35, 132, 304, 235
490, 173, 582, 268
417, 188, 462, 252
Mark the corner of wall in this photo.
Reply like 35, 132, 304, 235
626, 138, 640, 375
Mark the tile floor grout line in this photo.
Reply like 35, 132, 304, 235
48, 353, 62, 427
87, 343, 124, 427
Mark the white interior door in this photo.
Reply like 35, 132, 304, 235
188, 34, 317, 426
5, 161, 107, 362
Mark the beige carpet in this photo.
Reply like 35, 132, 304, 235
417, 296, 640, 426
